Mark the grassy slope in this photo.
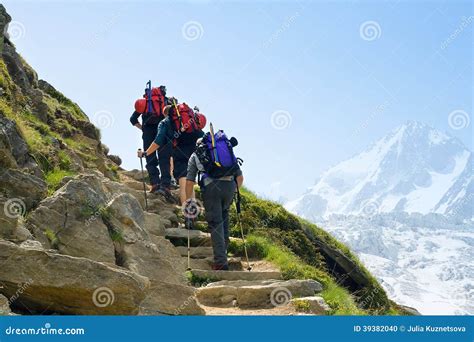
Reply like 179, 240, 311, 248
0, 56, 117, 194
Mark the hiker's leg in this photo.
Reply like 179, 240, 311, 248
173, 144, 196, 204
203, 183, 227, 268
158, 144, 172, 189
178, 177, 188, 205
221, 181, 235, 252
143, 125, 160, 187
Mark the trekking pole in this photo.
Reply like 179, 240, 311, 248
187, 220, 191, 271
184, 201, 194, 271
138, 149, 149, 211
235, 183, 251, 271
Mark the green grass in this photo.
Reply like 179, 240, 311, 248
109, 229, 124, 242
44, 228, 60, 249
45, 169, 75, 195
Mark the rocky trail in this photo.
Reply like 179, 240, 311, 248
0, 168, 330, 316
122, 170, 332, 316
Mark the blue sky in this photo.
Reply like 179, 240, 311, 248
4, 0, 472, 200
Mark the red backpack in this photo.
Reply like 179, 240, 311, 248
170, 102, 200, 133
134, 86, 166, 117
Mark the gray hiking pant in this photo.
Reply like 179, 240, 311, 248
202, 180, 236, 267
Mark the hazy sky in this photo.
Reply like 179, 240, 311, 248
4, 0, 472, 200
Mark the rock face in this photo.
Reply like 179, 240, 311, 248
0, 240, 149, 315
27, 177, 116, 264
0, 116, 41, 175
0, 168, 47, 210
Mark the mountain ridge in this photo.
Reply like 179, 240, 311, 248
286, 120, 472, 221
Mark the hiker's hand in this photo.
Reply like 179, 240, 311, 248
137, 150, 146, 158
185, 217, 194, 230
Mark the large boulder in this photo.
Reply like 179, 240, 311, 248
0, 240, 149, 315
140, 282, 205, 316
104, 193, 186, 285
27, 178, 116, 264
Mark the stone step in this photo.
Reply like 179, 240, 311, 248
176, 246, 213, 258
191, 269, 282, 282
183, 257, 243, 271
196, 279, 323, 309
165, 228, 212, 247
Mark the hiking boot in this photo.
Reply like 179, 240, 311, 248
157, 187, 177, 204
149, 184, 160, 193
212, 264, 229, 271
157, 186, 171, 197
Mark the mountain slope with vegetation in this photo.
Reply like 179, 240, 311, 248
0, 4, 409, 316
225, 189, 408, 314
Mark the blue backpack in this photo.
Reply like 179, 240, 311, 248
196, 130, 240, 180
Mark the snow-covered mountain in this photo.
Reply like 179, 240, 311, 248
319, 213, 474, 315
286, 121, 474, 314
286, 121, 472, 221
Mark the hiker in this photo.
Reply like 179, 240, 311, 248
137, 103, 206, 203
184, 128, 244, 270
131, 82, 172, 196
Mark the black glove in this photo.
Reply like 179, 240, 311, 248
185, 217, 194, 230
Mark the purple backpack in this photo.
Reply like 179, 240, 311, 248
196, 130, 239, 179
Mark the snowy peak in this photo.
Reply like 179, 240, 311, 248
286, 121, 472, 221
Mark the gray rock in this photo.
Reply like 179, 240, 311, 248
104, 193, 186, 285
0, 294, 12, 315
108, 155, 122, 166
0, 168, 47, 210
291, 296, 332, 315
0, 239, 149, 315
143, 212, 166, 236
165, 228, 212, 247
139, 281, 205, 316
0, 197, 33, 242
27, 178, 116, 264
197, 279, 322, 308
